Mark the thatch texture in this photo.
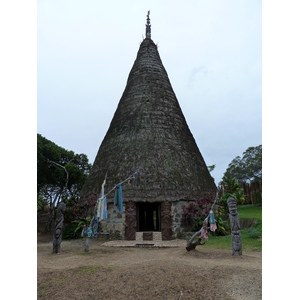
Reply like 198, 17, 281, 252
81, 38, 216, 202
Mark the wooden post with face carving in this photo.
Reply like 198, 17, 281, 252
52, 202, 66, 254
227, 197, 242, 255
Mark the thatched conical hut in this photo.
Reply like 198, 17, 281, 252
81, 12, 216, 241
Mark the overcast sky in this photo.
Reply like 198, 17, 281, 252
37, 0, 262, 185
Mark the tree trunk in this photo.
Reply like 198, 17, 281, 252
186, 239, 204, 251
185, 229, 206, 251
44, 191, 61, 232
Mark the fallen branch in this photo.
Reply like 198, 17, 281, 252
186, 192, 218, 252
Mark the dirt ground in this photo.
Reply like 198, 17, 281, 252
37, 233, 262, 300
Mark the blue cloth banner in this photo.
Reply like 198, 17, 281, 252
114, 183, 123, 213
103, 196, 108, 219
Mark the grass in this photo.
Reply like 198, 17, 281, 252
76, 265, 118, 274
201, 204, 262, 252
237, 204, 262, 223
76, 266, 102, 274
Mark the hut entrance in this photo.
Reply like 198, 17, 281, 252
137, 202, 161, 232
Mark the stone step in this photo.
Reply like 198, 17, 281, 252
135, 231, 162, 242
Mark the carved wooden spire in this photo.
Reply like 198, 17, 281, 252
145, 11, 151, 39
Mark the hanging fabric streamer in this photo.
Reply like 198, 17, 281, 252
96, 175, 107, 221
199, 219, 208, 243
103, 196, 107, 219
97, 197, 102, 221
81, 225, 86, 237
92, 213, 99, 237
209, 210, 217, 232
114, 183, 123, 213
81, 170, 138, 252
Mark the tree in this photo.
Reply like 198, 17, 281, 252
37, 134, 92, 231
218, 176, 246, 207
222, 145, 262, 183
207, 164, 216, 173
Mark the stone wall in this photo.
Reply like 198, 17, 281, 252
171, 200, 190, 239
100, 200, 192, 240
100, 202, 125, 239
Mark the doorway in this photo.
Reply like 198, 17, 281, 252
137, 202, 161, 231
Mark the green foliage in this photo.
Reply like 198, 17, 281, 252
62, 223, 81, 240
214, 216, 230, 236
37, 195, 49, 212
62, 217, 93, 240
237, 205, 262, 223
205, 228, 262, 251
37, 133, 92, 226
76, 266, 101, 274
217, 177, 246, 212
252, 191, 262, 207
234, 189, 246, 205
37, 133, 91, 195
181, 192, 215, 231
207, 164, 216, 173
74, 217, 92, 233
247, 227, 260, 239
192, 217, 203, 232
222, 145, 262, 183
181, 192, 231, 236
210, 204, 230, 236
202, 204, 262, 251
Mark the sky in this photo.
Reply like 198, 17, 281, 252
37, 0, 262, 184
37, 0, 262, 186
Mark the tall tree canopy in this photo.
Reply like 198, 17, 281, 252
222, 145, 262, 183
37, 133, 91, 207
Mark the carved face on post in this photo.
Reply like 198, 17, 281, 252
232, 231, 242, 252
227, 197, 237, 216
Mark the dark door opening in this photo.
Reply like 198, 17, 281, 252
137, 202, 161, 231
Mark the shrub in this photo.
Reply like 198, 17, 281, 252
217, 177, 246, 210
247, 227, 260, 239
181, 192, 230, 236
73, 192, 99, 220
252, 191, 262, 207
62, 223, 81, 240
213, 217, 230, 236
181, 192, 215, 231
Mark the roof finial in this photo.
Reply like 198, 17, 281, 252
145, 10, 151, 39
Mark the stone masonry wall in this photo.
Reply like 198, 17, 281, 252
100, 201, 191, 240
171, 200, 191, 239
100, 202, 125, 239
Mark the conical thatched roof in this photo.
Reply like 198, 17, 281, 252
81, 35, 216, 202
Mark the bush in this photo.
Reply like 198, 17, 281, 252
181, 192, 215, 231
62, 223, 82, 240
214, 216, 230, 236
181, 192, 231, 237
247, 227, 260, 239
217, 177, 246, 209
252, 191, 262, 207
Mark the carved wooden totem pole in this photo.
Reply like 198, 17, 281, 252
52, 202, 66, 254
227, 197, 242, 255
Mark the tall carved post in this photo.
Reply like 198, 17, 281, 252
125, 202, 136, 240
227, 197, 242, 256
161, 201, 172, 240
84, 225, 93, 252
52, 202, 66, 254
